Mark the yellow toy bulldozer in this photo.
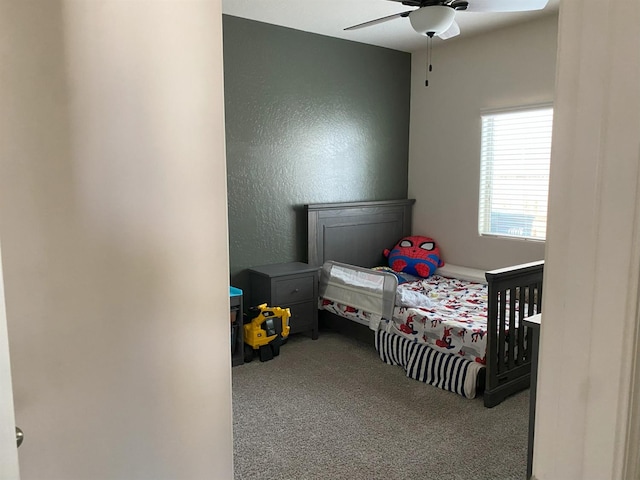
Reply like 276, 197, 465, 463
243, 303, 291, 362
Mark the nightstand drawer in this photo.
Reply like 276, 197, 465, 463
289, 301, 316, 334
274, 275, 315, 305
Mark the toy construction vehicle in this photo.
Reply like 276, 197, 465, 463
243, 303, 291, 363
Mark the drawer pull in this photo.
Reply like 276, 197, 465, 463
292, 288, 299, 293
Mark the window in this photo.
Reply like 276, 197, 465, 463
479, 105, 553, 241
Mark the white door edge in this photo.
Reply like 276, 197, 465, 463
0, 241, 20, 479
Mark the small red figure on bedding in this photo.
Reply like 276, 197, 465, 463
383, 235, 444, 278
471, 328, 485, 343
436, 327, 455, 349
399, 323, 416, 335
398, 315, 418, 335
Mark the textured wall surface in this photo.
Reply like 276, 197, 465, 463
223, 16, 410, 288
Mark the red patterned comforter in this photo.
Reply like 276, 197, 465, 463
321, 274, 490, 364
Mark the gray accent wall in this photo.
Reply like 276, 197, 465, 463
223, 16, 411, 288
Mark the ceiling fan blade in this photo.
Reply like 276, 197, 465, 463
464, 0, 549, 12
437, 19, 460, 39
344, 10, 412, 31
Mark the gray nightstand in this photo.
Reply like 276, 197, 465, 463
248, 262, 319, 339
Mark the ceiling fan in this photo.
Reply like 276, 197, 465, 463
345, 0, 550, 41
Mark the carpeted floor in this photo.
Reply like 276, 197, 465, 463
232, 331, 529, 480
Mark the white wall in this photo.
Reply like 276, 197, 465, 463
408, 14, 558, 270
0, 1, 233, 479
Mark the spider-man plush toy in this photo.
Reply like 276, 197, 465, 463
383, 235, 444, 278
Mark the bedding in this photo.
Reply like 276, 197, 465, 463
390, 275, 490, 364
376, 329, 484, 399
321, 273, 493, 364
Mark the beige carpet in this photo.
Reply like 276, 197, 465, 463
232, 331, 529, 480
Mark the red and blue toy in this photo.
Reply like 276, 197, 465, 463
383, 235, 444, 278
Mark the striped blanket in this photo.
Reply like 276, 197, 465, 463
375, 327, 484, 399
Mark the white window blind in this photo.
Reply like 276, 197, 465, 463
479, 106, 553, 241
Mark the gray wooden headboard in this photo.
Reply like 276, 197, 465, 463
305, 199, 415, 268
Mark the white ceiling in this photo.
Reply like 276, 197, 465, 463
222, 0, 560, 53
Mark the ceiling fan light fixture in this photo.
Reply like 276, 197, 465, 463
409, 6, 456, 35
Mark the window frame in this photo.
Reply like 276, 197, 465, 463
478, 103, 554, 242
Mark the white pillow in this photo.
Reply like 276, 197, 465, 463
435, 264, 487, 284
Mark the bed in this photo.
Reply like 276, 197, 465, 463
305, 199, 543, 407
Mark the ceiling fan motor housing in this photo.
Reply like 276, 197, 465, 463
409, 5, 456, 35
